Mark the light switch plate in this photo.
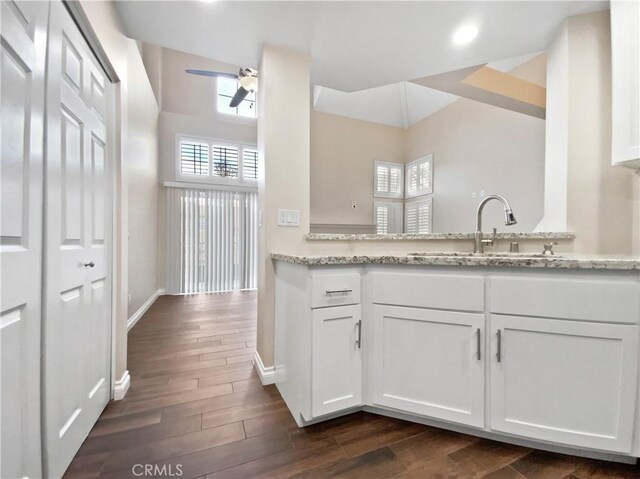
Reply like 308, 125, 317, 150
277, 209, 300, 227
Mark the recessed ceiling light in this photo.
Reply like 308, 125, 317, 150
453, 25, 479, 45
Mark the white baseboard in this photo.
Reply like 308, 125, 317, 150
127, 289, 164, 331
113, 370, 130, 400
252, 351, 275, 385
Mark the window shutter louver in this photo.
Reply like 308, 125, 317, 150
212, 145, 239, 178
374, 161, 404, 198
243, 149, 258, 180
374, 202, 403, 234
405, 155, 433, 198
376, 165, 389, 192
405, 198, 432, 234
180, 140, 209, 175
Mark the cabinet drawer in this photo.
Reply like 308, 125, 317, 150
491, 274, 640, 324
310, 273, 361, 308
370, 271, 484, 312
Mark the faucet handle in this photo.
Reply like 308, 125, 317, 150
543, 242, 558, 255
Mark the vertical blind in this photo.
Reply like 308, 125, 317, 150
166, 187, 258, 294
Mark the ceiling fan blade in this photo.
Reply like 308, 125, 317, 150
229, 86, 250, 108
185, 69, 237, 79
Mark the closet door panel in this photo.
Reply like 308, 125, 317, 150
43, 2, 112, 477
0, 1, 48, 478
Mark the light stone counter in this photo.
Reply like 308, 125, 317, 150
304, 232, 576, 241
272, 252, 640, 270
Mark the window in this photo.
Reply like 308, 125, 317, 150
180, 140, 209, 176
177, 137, 257, 183
374, 161, 404, 198
212, 145, 239, 178
217, 77, 257, 118
405, 197, 432, 234
243, 149, 258, 180
374, 202, 403, 234
405, 155, 433, 198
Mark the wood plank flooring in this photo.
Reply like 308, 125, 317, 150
65, 292, 640, 479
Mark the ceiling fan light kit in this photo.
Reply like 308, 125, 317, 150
185, 67, 258, 107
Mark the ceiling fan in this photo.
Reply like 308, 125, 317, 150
185, 67, 258, 107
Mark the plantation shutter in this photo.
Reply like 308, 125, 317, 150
243, 149, 258, 180
374, 202, 403, 234
180, 140, 209, 176
212, 145, 239, 178
406, 155, 433, 198
405, 198, 432, 234
374, 161, 404, 198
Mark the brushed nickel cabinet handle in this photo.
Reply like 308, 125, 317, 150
356, 319, 362, 348
84, 262, 95, 268
325, 289, 352, 294
497, 329, 502, 363
476, 328, 481, 360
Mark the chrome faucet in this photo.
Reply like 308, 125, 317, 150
474, 195, 517, 253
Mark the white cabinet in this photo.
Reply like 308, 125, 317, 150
611, 0, 640, 167
312, 305, 362, 417
490, 315, 638, 453
371, 305, 485, 428
275, 262, 640, 458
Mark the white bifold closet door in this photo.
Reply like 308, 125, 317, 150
42, 2, 112, 478
0, 1, 48, 478
166, 188, 258, 294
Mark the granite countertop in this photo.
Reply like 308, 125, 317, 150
272, 252, 640, 270
304, 232, 576, 241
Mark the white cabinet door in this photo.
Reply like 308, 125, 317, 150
0, 1, 48, 478
371, 305, 485, 428
490, 315, 638, 453
312, 305, 362, 417
42, 2, 112, 477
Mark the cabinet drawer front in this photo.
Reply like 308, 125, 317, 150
490, 315, 638, 453
491, 274, 640, 324
310, 273, 361, 309
312, 305, 362, 417
370, 272, 484, 312
372, 305, 485, 428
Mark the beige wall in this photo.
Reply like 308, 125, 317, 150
311, 56, 547, 233
126, 43, 160, 318
79, 1, 160, 383
311, 111, 405, 226
566, 11, 635, 254
405, 96, 546, 233
257, 45, 311, 367
544, 11, 637, 254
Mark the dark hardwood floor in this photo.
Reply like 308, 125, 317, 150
65, 292, 640, 479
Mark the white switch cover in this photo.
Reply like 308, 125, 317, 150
277, 209, 300, 227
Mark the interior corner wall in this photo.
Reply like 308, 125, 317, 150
126, 42, 161, 319
404, 97, 546, 233
257, 45, 311, 367
563, 11, 635, 254
310, 111, 405, 226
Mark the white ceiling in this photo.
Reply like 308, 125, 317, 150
115, 1, 607, 92
314, 51, 543, 128
314, 82, 458, 128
